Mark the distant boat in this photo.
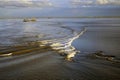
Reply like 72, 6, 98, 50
23, 18, 37, 22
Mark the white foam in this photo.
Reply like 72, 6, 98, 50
47, 27, 87, 60
0, 53, 13, 57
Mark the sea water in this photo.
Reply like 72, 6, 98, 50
0, 7, 120, 80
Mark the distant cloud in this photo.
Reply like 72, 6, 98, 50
71, 0, 120, 5
0, 0, 53, 7
0, 0, 120, 8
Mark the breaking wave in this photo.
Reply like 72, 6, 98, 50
0, 19, 86, 60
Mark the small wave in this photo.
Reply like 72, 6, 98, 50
86, 51, 120, 63
0, 53, 13, 57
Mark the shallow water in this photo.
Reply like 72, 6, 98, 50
0, 18, 120, 80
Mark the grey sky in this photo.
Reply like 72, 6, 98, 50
0, 0, 120, 18
0, 0, 120, 8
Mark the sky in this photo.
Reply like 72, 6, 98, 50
0, 0, 120, 18
0, 0, 120, 8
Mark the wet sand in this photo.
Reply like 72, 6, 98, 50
0, 18, 120, 80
